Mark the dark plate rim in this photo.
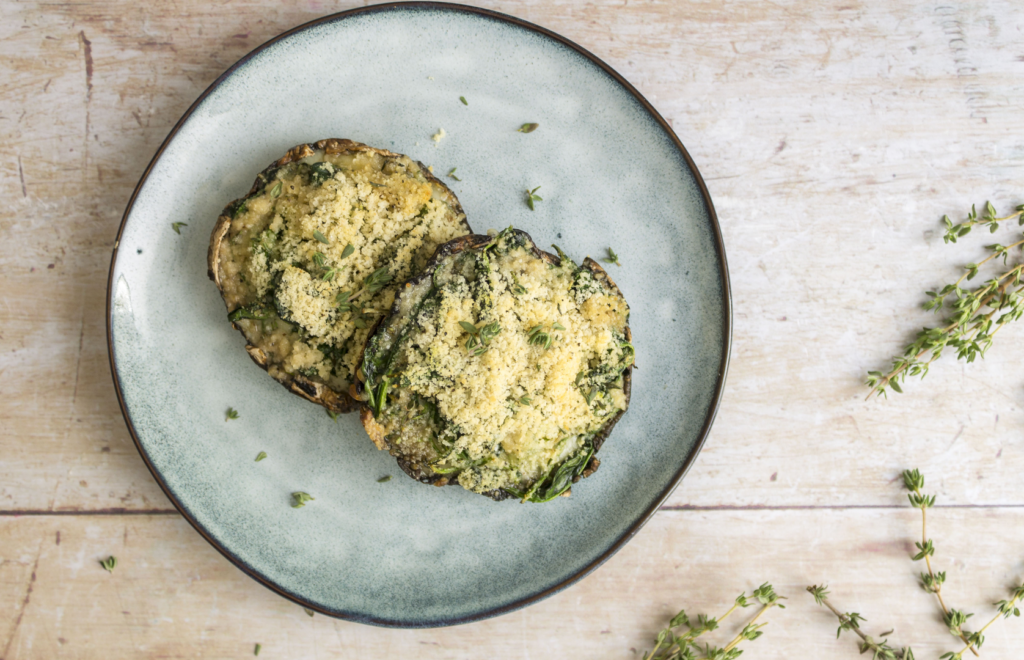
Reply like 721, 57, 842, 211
105, 1, 732, 628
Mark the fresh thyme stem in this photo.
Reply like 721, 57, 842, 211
904, 471, 978, 655
945, 590, 1024, 660
643, 583, 784, 660
720, 604, 771, 653
812, 589, 872, 645
806, 585, 913, 660
945, 204, 1023, 238
866, 201, 1024, 399
949, 239, 1024, 289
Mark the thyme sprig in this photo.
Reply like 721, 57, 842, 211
171, 222, 187, 234
942, 202, 1023, 243
100, 555, 117, 573
940, 584, 1024, 659
807, 586, 914, 660
867, 202, 1024, 399
812, 468, 1024, 658
643, 583, 785, 660
901, 469, 978, 655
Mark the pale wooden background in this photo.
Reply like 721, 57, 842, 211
3, 1, 1024, 658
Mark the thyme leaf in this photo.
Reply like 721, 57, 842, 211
525, 186, 543, 211
225, 407, 239, 421
291, 492, 315, 508
100, 555, 117, 573
459, 95, 468, 105
377, 475, 392, 483
255, 451, 267, 462
447, 167, 461, 181
463, 321, 501, 355
341, 243, 355, 259
517, 122, 539, 133
362, 266, 392, 294
171, 222, 188, 234
270, 181, 283, 198
604, 247, 621, 266
313, 230, 330, 245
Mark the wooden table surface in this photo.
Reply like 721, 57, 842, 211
4, 1, 1024, 658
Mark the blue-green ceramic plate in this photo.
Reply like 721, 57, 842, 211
107, 2, 730, 627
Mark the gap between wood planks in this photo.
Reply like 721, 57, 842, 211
4, 503, 1024, 517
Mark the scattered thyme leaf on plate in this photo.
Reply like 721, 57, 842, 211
255, 451, 267, 462
604, 247, 621, 266
171, 222, 188, 234
100, 556, 117, 573
517, 122, 539, 133
447, 167, 461, 181
225, 407, 239, 421
291, 492, 315, 508
254, 643, 262, 656
377, 475, 392, 483
303, 607, 315, 617
327, 410, 339, 422
459, 95, 468, 105
525, 186, 542, 211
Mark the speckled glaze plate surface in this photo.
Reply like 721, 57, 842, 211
107, 2, 730, 628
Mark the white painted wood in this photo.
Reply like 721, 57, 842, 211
3, 509, 1023, 659
2, 1, 1024, 656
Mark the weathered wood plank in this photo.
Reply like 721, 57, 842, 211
3, 508, 1023, 659
1, 1, 1023, 513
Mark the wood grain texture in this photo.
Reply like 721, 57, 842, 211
3, 0, 1024, 656
3, 0, 1024, 512
3, 509, 1024, 659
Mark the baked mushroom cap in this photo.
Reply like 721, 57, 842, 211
357, 228, 633, 501
209, 139, 471, 413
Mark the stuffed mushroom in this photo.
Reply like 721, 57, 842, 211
357, 228, 633, 501
209, 139, 471, 413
